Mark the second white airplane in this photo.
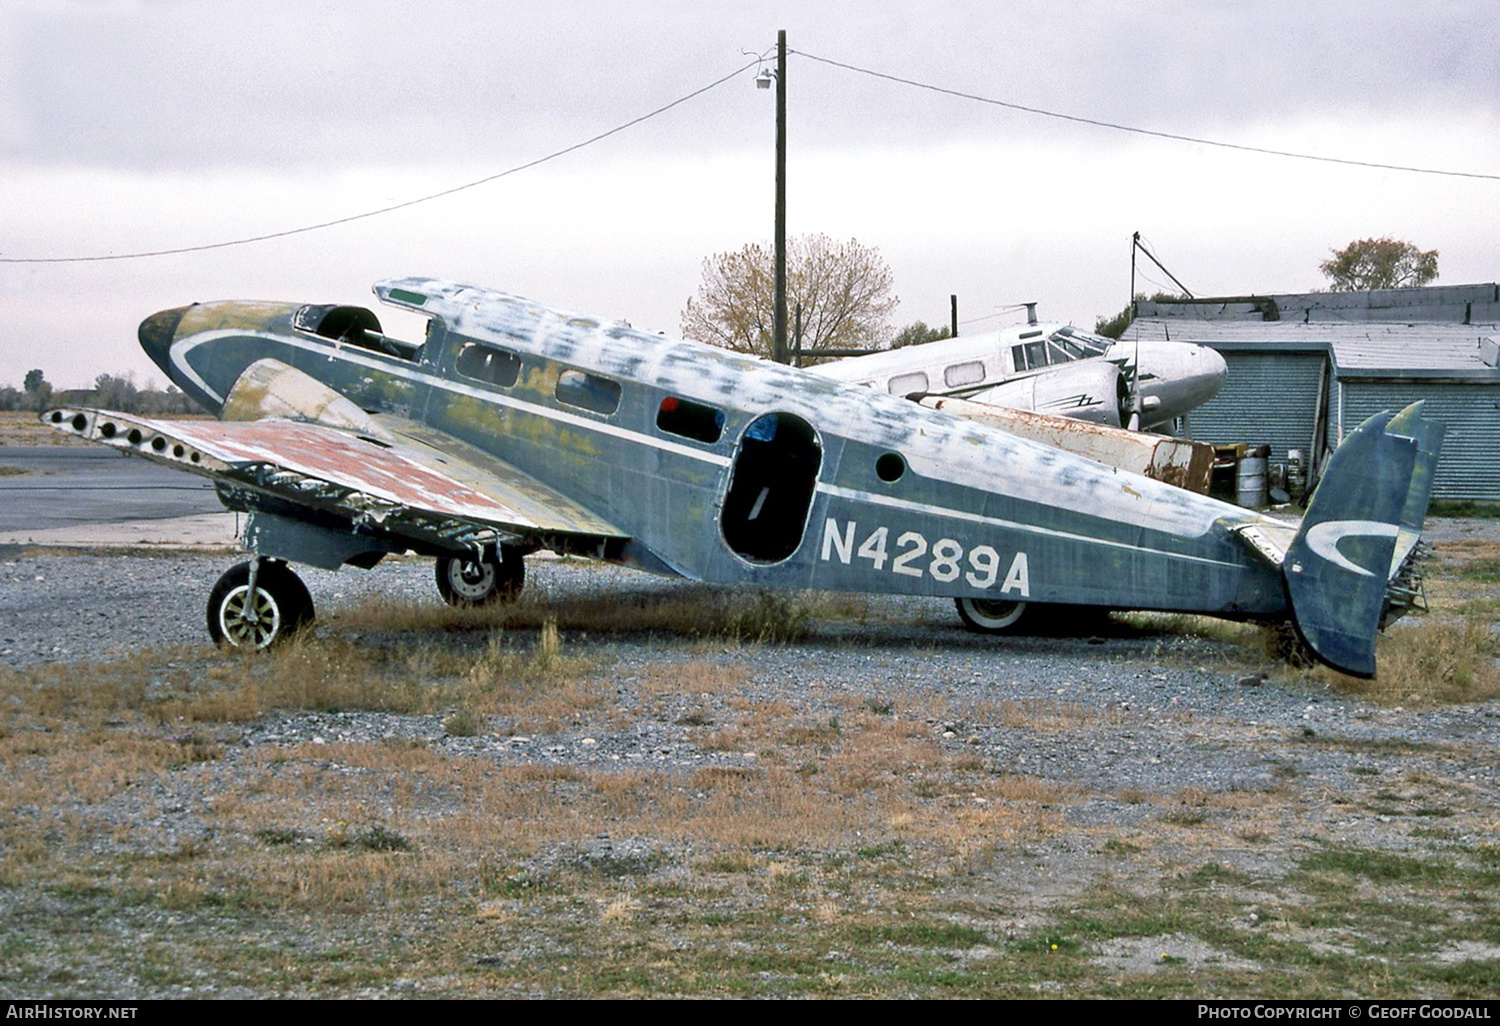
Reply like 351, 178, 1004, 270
810, 320, 1227, 431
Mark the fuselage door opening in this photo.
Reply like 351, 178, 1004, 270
720, 412, 822, 565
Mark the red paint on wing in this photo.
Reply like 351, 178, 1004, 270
160, 420, 536, 526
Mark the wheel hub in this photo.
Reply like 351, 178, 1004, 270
220, 584, 281, 648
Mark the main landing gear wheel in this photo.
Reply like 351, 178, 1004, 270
206, 560, 314, 649
435, 551, 525, 607
954, 597, 1030, 634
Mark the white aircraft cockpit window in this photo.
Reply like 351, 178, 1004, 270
1046, 328, 1110, 363
556, 370, 622, 416
943, 361, 985, 388
888, 371, 929, 395
454, 341, 522, 388
1016, 340, 1050, 370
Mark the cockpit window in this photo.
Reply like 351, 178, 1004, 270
1046, 327, 1110, 363
294, 304, 423, 362
1014, 328, 1111, 371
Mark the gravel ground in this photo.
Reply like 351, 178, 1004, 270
3, 522, 1500, 997
3, 526, 1498, 804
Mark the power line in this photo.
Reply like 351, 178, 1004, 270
1, 58, 760, 265
793, 49, 1500, 183
959, 303, 1036, 327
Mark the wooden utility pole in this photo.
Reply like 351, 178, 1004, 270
772, 30, 788, 364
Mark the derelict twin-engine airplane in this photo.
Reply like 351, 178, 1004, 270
810, 317, 1228, 432
46, 277, 1441, 677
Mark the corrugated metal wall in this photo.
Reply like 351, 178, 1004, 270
1187, 352, 1330, 462
1340, 382, 1500, 501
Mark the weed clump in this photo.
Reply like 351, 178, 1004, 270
444, 709, 480, 737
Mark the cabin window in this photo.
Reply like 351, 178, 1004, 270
875, 453, 906, 483
888, 371, 929, 396
656, 396, 724, 444
555, 370, 621, 415
455, 341, 521, 388
721, 412, 821, 565
943, 361, 985, 388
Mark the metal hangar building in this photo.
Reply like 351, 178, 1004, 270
1125, 284, 1500, 502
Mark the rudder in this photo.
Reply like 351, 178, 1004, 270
1283, 403, 1441, 678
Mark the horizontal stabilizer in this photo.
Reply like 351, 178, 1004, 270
1284, 402, 1440, 678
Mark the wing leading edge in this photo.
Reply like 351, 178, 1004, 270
42, 407, 630, 562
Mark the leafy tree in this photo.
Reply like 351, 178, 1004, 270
890, 320, 952, 349
1319, 237, 1438, 292
92, 372, 141, 412
21, 368, 51, 411
681, 234, 898, 359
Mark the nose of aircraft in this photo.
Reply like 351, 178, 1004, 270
138, 306, 190, 375
1196, 345, 1228, 397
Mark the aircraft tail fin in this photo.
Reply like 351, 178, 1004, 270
1282, 402, 1444, 678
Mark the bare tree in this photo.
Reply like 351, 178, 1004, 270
1319, 237, 1439, 292
681, 235, 898, 358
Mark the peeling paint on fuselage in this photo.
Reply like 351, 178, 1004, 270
147, 277, 1292, 617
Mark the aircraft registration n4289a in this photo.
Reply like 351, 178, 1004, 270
47, 277, 1441, 678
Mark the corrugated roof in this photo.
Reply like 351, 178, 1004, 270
1124, 318, 1500, 378
1137, 282, 1500, 324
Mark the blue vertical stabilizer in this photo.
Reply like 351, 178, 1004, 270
1283, 403, 1442, 677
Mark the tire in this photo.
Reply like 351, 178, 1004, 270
954, 596, 1031, 634
435, 550, 525, 607
206, 560, 314, 649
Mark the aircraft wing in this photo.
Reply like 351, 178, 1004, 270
43, 407, 628, 557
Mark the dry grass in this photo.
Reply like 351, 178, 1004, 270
1295, 537, 1500, 705
0, 624, 1076, 931
331, 584, 825, 643
1315, 616, 1500, 706
328, 583, 907, 647
4, 534, 1498, 996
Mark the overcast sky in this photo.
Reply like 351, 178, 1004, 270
3, 0, 1498, 388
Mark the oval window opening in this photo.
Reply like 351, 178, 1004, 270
875, 453, 906, 483
657, 396, 724, 444
888, 371, 929, 396
556, 370, 621, 415
455, 341, 521, 388
943, 361, 985, 388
